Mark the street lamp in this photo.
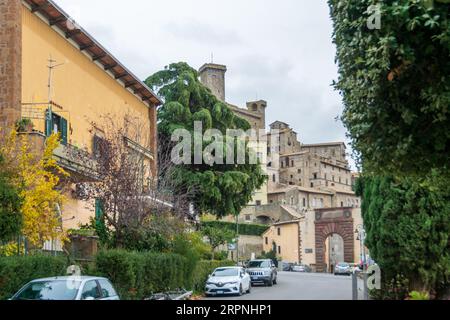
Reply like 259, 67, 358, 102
355, 224, 367, 272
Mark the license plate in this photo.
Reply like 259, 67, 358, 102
217, 291, 223, 295
251, 276, 258, 280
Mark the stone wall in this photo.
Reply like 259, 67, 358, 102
0, 0, 22, 128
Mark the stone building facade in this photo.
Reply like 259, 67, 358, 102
0, 0, 22, 128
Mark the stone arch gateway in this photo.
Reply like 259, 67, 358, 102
314, 208, 355, 273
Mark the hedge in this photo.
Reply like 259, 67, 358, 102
0, 252, 235, 300
202, 221, 269, 236
94, 250, 189, 300
0, 255, 68, 300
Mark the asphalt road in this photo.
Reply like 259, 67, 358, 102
204, 271, 353, 300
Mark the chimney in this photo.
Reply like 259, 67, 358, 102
0, 0, 22, 129
198, 63, 227, 102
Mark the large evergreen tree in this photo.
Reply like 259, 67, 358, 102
329, 0, 450, 298
355, 174, 449, 297
329, 0, 449, 175
145, 62, 266, 218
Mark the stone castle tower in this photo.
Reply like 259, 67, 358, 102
198, 62, 267, 130
0, 0, 22, 128
198, 63, 227, 102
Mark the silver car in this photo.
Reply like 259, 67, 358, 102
10, 276, 120, 300
334, 263, 352, 276
247, 259, 278, 286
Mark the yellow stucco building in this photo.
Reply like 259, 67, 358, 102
263, 221, 301, 264
17, 0, 161, 232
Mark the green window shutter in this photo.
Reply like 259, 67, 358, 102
60, 117, 68, 145
95, 199, 104, 228
45, 109, 53, 137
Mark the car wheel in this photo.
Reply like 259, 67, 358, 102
268, 277, 273, 287
238, 285, 243, 296
273, 277, 277, 285
246, 284, 251, 294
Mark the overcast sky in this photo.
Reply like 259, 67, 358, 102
55, 0, 354, 168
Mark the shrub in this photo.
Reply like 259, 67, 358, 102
202, 221, 269, 236
0, 255, 68, 300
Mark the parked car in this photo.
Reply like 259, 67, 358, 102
205, 267, 251, 297
247, 259, 278, 287
334, 262, 352, 276
10, 276, 120, 300
282, 262, 294, 272
292, 264, 312, 273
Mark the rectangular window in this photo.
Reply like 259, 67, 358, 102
265, 237, 268, 245
278, 246, 281, 254
303, 198, 306, 207
245, 214, 252, 221
92, 135, 109, 159
256, 200, 262, 206
277, 228, 281, 236
45, 110, 68, 145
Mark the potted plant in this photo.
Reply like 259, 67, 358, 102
15, 118, 34, 132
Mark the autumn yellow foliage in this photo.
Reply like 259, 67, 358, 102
0, 129, 68, 247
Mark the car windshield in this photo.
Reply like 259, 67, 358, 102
248, 261, 271, 268
338, 263, 349, 267
213, 268, 239, 277
13, 280, 81, 300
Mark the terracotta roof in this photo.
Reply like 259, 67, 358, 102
280, 205, 304, 219
302, 142, 346, 148
23, 0, 162, 107
268, 184, 333, 196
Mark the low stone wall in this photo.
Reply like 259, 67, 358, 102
217, 235, 263, 262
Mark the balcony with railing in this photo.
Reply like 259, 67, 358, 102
20, 103, 155, 182
20, 103, 97, 180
